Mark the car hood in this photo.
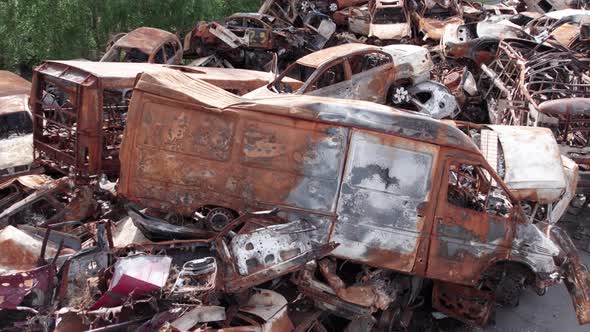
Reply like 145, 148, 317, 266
485, 125, 567, 203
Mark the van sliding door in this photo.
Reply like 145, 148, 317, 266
332, 129, 439, 272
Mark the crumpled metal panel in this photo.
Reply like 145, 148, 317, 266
0, 264, 54, 309
545, 225, 590, 324
225, 219, 337, 292
431, 280, 494, 326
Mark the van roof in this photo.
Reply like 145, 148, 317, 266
35, 61, 299, 91
133, 68, 479, 153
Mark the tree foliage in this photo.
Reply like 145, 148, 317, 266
0, 0, 261, 72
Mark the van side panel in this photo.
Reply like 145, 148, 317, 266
119, 93, 348, 217
332, 129, 439, 272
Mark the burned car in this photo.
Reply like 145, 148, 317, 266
0, 71, 35, 181
118, 69, 590, 326
0, 94, 34, 181
258, 0, 368, 24
244, 43, 395, 103
442, 20, 534, 63
183, 13, 305, 58
412, 0, 464, 41
100, 27, 183, 65
368, 0, 412, 42
333, 4, 371, 36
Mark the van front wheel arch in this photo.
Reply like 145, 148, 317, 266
480, 262, 535, 307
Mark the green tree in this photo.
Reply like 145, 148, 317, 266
0, 0, 261, 73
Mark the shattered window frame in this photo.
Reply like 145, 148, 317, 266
305, 60, 350, 92
347, 51, 393, 75
446, 161, 514, 219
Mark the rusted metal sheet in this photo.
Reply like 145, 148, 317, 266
441, 21, 533, 63
550, 156, 578, 223
486, 125, 567, 203
381, 44, 432, 85
219, 218, 337, 292
431, 281, 494, 326
331, 129, 439, 271
0, 264, 55, 309
318, 258, 396, 310
245, 44, 396, 104
334, 5, 370, 35
0, 177, 72, 227
0, 175, 51, 213
0, 71, 31, 98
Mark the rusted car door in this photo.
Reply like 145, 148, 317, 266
332, 129, 439, 272
427, 155, 513, 285
346, 50, 394, 103
304, 60, 354, 99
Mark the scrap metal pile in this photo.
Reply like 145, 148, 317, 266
1, 0, 590, 331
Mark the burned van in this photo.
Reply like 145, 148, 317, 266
30, 61, 300, 179
118, 69, 590, 326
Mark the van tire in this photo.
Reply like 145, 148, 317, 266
495, 272, 525, 308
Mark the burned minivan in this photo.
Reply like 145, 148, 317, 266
118, 69, 590, 326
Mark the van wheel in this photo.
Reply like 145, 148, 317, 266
495, 272, 526, 308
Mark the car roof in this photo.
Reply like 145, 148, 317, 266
0, 94, 29, 116
296, 43, 382, 68
0, 71, 31, 97
112, 27, 176, 54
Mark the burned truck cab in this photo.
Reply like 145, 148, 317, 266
118, 69, 590, 326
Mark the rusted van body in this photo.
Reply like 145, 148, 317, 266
29, 61, 298, 178
118, 69, 590, 325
